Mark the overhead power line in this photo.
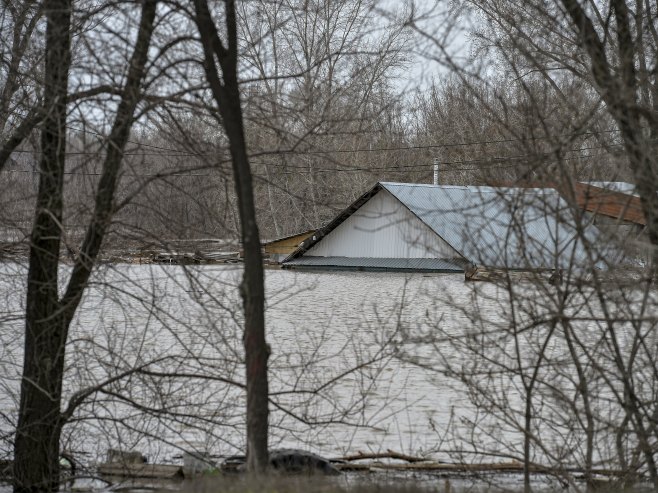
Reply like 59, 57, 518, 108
1, 148, 621, 178
3, 125, 643, 179
5, 135, 631, 163
5, 125, 630, 159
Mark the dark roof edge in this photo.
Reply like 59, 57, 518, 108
282, 183, 383, 262
264, 229, 316, 245
282, 265, 462, 274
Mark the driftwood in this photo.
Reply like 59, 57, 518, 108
106, 449, 146, 465
337, 461, 531, 472
333, 458, 638, 478
337, 449, 428, 463
97, 462, 184, 479
465, 266, 558, 283
87, 447, 642, 482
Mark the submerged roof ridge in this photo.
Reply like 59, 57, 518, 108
379, 182, 559, 193
380, 181, 468, 189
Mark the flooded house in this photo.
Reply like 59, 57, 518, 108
573, 181, 647, 261
574, 181, 645, 234
282, 182, 608, 273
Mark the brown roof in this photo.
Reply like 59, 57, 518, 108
488, 181, 646, 226
572, 183, 645, 226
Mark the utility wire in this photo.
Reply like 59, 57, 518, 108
5, 138, 632, 168
4, 125, 644, 179
6, 124, 630, 158
1, 149, 619, 178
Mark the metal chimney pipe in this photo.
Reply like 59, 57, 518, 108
433, 157, 439, 185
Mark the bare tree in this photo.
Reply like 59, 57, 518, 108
410, 75, 625, 186
192, 0, 269, 473
0, 0, 43, 170
360, 5, 658, 488
12, 0, 158, 489
558, 0, 658, 267
237, 0, 408, 236
447, 0, 658, 267
13, 0, 73, 488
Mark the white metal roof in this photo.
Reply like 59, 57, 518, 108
380, 182, 604, 269
284, 182, 609, 271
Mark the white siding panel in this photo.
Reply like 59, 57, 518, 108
307, 190, 460, 258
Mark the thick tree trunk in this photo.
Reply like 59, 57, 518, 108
229, 105, 269, 473
193, 0, 269, 473
13, 1, 158, 490
13, 0, 71, 490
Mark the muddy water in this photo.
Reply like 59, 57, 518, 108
0, 263, 512, 471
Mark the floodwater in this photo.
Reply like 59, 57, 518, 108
0, 264, 493, 458
0, 263, 618, 491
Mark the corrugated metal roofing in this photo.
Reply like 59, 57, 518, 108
283, 256, 466, 272
493, 181, 646, 226
303, 188, 461, 259
283, 182, 611, 271
379, 182, 604, 270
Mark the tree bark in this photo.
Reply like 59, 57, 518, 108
13, 1, 158, 490
13, 0, 71, 490
193, 0, 269, 473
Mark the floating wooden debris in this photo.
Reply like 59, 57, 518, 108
0, 242, 26, 258
465, 266, 558, 283
337, 449, 429, 463
332, 452, 639, 479
98, 448, 184, 480
98, 462, 184, 480
148, 251, 240, 265
88, 448, 645, 485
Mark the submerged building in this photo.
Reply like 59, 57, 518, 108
282, 182, 607, 273
263, 230, 316, 263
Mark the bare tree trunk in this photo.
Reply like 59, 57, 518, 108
60, 0, 158, 318
13, 0, 71, 489
0, 2, 43, 172
0, 0, 42, 131
13, 0, 158, 489
193, 0, 269, 473
0, 108, 42, 170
